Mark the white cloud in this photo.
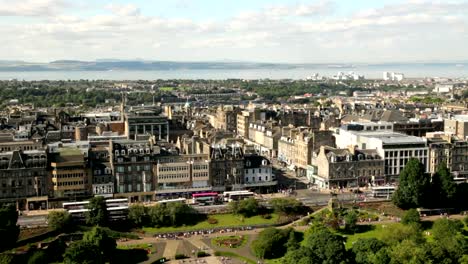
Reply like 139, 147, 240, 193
105, 3, 140, 17
0, 0, 467, 63
0, 0, 69, 16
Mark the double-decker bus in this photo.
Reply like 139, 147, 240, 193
371, 186, 396, 199
192, 192, 218, 205
222, 190, 255, 202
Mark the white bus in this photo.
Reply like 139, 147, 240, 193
157, 198, 187, 204
371, 186, 396, 198
223, 190, 255, 202
63, 198, 129, 221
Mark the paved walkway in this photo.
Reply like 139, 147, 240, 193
162, 240, 180, 259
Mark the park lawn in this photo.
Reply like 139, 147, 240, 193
343, 223, 400, 248
159, 87, 175, 91
142, 213, 279, 233
117, 243, 153, 250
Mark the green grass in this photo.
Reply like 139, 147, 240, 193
214, 251, 256, 264
159, 87, 175, 91
265, 258, 285, 264
142, 213, 279, 233
117, 243, 153, 251
342, 223, 400, 248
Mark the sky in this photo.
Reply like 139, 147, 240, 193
0, 0, 467, 63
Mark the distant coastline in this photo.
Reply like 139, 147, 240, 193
0, 60, 466, 80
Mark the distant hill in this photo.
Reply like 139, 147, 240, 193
0, 59, 466, 72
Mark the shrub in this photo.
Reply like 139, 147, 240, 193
174, 254, 187, 260
197, 251, 209, 257
261, 214, 272, 219
207, 217, 218, 224
401, 209, 420, 225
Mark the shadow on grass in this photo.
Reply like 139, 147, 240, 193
420, 221, 434, 231
340, 225, 376, 235
111, 248, 149, 264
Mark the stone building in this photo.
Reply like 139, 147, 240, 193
49, 147, 91, 199
0, 149, 48, 209
109, 139, 154, 202
210, 145, 244, 191
154, 153, 211, 198
427, 132, 468, 181
124, 109, 169, 141
311, 146, 385, 189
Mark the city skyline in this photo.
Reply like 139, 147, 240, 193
1, 0, 468, 63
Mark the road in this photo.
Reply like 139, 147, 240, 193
18, 215, 47, 227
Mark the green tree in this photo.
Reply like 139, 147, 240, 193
0, 254, 14, 264
401, 209, 421, 225
86, 196, 108, 226
269, 198, 305, 216
352, 238, 386, 264
82, 226, 116, 259
128, 204, 148, 227
27, 250, 48, 264
344, 209, 359, 233
381, 223, 424, 245
0, 204, 19, 250
283, 247, 318, 264
251, 228, 293, 259
392, 158, 431, 209
63, 241, 103, 264
47, 211, 72, 232
431, 163, 457, 208
303, 226, 348, 264
230, 198, 261, 217
285, 230, 301, 251
388, 239, 430, 264
148, 204, 168, 227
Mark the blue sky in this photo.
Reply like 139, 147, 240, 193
0, 0, 467, 63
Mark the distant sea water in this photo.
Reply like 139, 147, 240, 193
0, 64, 467, 80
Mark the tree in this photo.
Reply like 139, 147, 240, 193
269, 198, 305, 216
47, 211, 72, 232
344, 210, 359, 233
381, 224, 424, 246
392, 158, 431, 209
128, 204, 148, 227
230, 198, 261, 217
27, 250, 48, 264
82, 226, 116, 259
431, 218, 467, 261
388, 239, 430, 264
352, 238, 386, 264
148, 204, 168, 227
86, 196, 108, 226
303, 226, 348, 264
0, 204, 19, 250
283, 247, 318, 264
0, 254, 14, 264
285, 230, 301, 251
431, 163, 457, 208
63, 241, 103, 264
251, 228, 293, 259
401, 209, 420, 225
